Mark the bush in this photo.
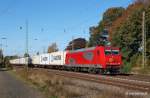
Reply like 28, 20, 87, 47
4, 57, 13, 70
121, 62, 132, 73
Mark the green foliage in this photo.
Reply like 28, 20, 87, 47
24, 53, 30, 57
0, 53, 13, 69
0, 49, 4, 67
112, 5, 143, 60
145, 6, 150, 61
88, 7, 125, 47
88, 2, 150, 72
9, 55, 19, 59
4, 56, 12, 69
111, 4, 150, 68
103, 7, 125, 28
121, 63, 132, 73
88, 33, 105, 47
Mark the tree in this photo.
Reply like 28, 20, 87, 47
66, 38, 87, 50
88, 32, 105, 47
111, 3, 150, 67
135, 0, 150, 6
145, 6, 150, 65
102, 7, 125, 29
0, 49, 4, 67
4, 56, 12, 69
88, 7, 125, 47
0, 50, 12, 69
88, 1, 150, 69
47, 43, 58, 53
8, 55, 19, 59
24, 53, 30, 57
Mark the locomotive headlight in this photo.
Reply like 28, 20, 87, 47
109, 58, 114, 63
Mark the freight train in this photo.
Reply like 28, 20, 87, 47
10, 46, 122, 74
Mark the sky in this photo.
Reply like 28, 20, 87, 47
0, 0, 133, 56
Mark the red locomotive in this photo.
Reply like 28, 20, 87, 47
65, 46, 122, 74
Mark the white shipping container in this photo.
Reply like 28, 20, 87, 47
9, 59, 16, 64
15, 59, 20, 64
32, 55, 40, 65
10, 57, 31, 65
19, 58, 25, 64
10, 58, 20, 64
49, 51, 66, 65
40, 53, 50, 65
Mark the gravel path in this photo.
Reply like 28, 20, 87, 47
0, 69, 46, 98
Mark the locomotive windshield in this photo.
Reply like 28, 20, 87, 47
112, 50, 119, 55
105, 49, 119, 55
105, 50, 111, 55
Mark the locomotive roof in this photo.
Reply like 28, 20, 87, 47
105, 46, 120, 50
68, 46, 120, 53
69, 47, 96, 53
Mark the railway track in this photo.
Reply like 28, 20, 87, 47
14, 66, 150, 93
112, 74, 150, 83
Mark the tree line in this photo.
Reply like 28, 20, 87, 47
87, 0, 150, 70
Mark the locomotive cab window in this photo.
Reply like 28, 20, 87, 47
112, 50, 119, 55
105, 50, 111, 55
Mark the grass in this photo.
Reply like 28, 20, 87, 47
8, 68, 38, 90
10, 67, 149, 98
131, 66, 150, 75
121, 62, 132, 74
